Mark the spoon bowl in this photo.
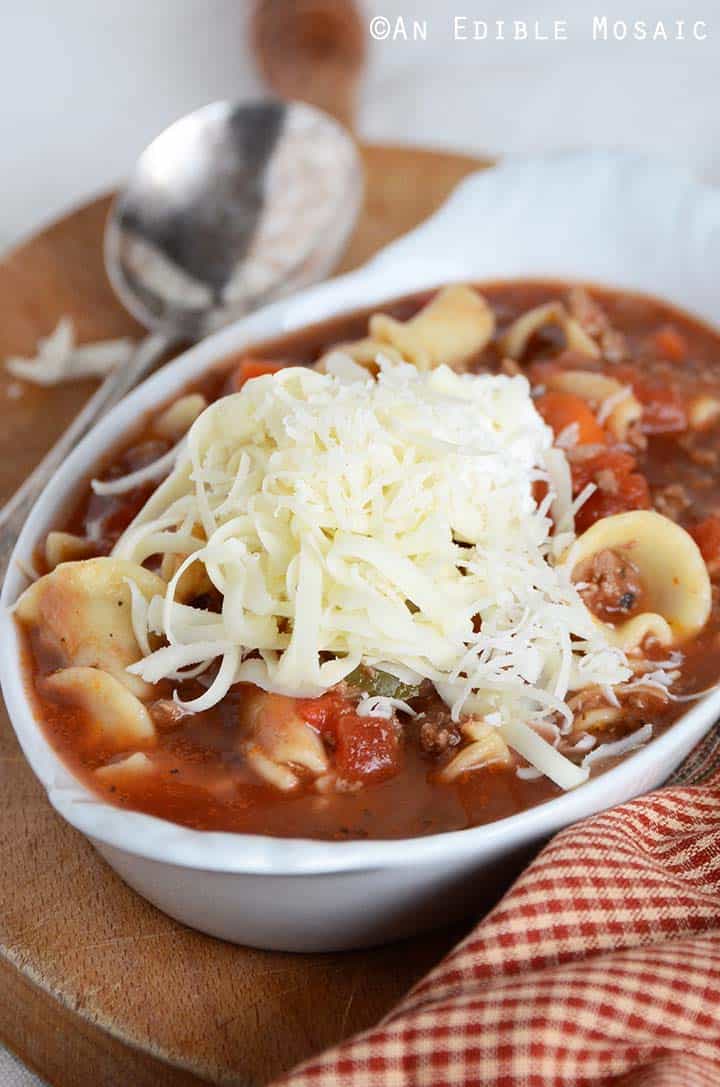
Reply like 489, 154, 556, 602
0, 99, 361, 577
105, 99, 363, 339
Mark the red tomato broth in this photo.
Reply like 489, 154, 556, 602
18, 281, 720, 840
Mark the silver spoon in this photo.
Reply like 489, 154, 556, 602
0, 99, 362, 581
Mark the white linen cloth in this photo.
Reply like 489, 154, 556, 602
0, 1, 718, 1083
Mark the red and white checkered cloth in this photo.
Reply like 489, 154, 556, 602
275, 726, 720, 1087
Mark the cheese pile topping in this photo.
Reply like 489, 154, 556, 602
118, 357, 631, 785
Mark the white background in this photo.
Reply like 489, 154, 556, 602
2, 0, 719, 252
0, 1, 717, 1084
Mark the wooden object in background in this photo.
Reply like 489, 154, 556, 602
251, 0, 366, 130
0, 143, 487, 1087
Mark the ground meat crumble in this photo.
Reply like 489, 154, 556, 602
417, 714, 461, 756
567, 286, 628, 363
574, 548, 645, 623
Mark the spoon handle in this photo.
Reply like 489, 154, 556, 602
0, 332, 169, 587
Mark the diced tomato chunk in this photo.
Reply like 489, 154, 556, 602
612, 365, 687, 435
570, 449, 634, 493
690, 515, 720, 572
334, 714, 400, 783
571, 449, 651, 533
652, 325, 688, 362
296, 692, 401, 783
612, 363, 640, 386
230, 357, 285, 391
535, 390, 606, 446
295, 692, 343, 732
633, 382, 687, 434
575, 473, 651, 534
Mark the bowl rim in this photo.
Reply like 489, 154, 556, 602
3, 149, 720, 876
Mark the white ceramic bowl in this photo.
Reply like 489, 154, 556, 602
4, 151, 720, 952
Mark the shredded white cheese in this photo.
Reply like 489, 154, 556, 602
5, 318, 135, 385
597, 385, 632, 425
555, 421, 580, 449
92, 439, 186, 496
564, 733, 597, 754
118, 358, 631, 785
581, 722, 653, 767
356, 695, 417, 719
516, 766, 544, 781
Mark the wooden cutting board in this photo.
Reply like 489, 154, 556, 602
0, 144, 489, 1087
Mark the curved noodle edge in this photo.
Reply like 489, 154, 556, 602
369, 285, 495, 371
437, 720, 512, 783
42, 666, 156, 749
501, 302, 600, 361
15, 558, 166, 699
546, 370, 642, 442
564, 510, 711, 648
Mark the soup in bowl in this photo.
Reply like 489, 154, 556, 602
5, 154, 720, 950
11, 280, 720, 846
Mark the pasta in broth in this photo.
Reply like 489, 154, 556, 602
14, 281, 720, 840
